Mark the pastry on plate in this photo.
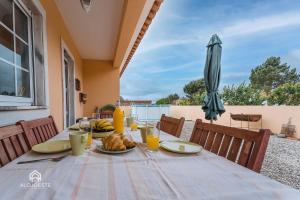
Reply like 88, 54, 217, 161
102, 134, 136, 151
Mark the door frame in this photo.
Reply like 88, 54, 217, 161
61, 39, 76, 129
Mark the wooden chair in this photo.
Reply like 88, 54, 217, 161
0, 125, 30, 167
18, 116, 59, 148
158, 114, 185, 137
190, 119, 271, 173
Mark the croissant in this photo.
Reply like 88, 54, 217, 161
111, 139, 126, 151
102, 134, 126, 151
123, 137, 136, 149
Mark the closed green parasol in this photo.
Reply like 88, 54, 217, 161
202, 34, 225, 121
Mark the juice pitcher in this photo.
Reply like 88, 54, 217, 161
113, 100, 124, 134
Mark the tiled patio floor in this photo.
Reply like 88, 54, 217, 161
180, 121, 300, 190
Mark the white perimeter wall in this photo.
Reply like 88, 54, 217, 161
121, 105, 300, 138
170, 106, 300, 138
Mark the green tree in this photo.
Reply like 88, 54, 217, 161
168, 93, 179, 101
156, 93, 179, 105
268, 83, 300, 105
178, 97, 192, 105
120, 96, 125, 103
222, 82, 265, 105
183, 78, 206, 104
156, 98, 169, 105
189, 92, 207, 105
183, 79, 206, 99
250, 57, 300, 94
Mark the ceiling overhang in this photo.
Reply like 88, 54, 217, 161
116, 0, 163, 76
54, 0, 163, 75
55, 0, 124, 60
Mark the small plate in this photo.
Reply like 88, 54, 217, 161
69, 124, 80, 130
96, 145, 135, 154
160, 141, 202, 154
92, 131, 114, 138
137, 125, 155, 129
32, 140, 71, 154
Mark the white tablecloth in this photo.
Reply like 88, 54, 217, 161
0, 128, 299, 200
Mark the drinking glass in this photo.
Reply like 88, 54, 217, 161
129, 114, 138, 130
79, 118, 91, 148
88, 119, 97, 147
146, 122, 160, 151
92, 113, 100, 119
126, 116, 134, 127
79, 118, 90, 132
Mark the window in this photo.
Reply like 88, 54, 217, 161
0, 0, 32, 106
0, 0, 46, 107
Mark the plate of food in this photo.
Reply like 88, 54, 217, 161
160, 140, 202, 154
92, 131, 114, 138
137, 124, 154, 129
96, 134, 136, 154
32, 140, 71, 154
92, 119, 114, 132
91, 119, 115, 138
68, 124, 80, 130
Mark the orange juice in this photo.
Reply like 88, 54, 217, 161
146, 135, 160, 150
130, 123, 138, 131
87, 132, 93, 147
87, 119, 96, 148
113, 107, 124, 134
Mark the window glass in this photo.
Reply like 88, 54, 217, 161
15, 4, 28, 42
0, 1, 35, 105
16, 69, 30, 97
16, 38, 29, 69
0, 0, 13, 30
0, 60, 15, 96
0, 25, 14, 62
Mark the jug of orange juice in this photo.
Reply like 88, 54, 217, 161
113, 100, 124, 134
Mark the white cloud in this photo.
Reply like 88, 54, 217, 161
221, 11, 300, 37
136, 38, 199, 55
161, 75, 202, 82
121, 1, 300, 100
222, 72, 249, 78
146, 61, 201, 74
137, 11, 300, 55
283, 49, 300, 71
121, 75, 184, 100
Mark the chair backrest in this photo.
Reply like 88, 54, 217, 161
190, 119, 270, 172
158, 114, 185, 137
100, 111, 113, 119
0, 125, 30, 167
18, 116, 59, 147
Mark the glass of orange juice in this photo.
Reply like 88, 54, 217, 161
130, 122, 138, 131
87, 119, 96, 148
146, 122, 160, 151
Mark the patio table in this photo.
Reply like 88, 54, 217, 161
0, 128, 299, 200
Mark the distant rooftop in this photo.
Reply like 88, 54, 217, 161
122, 100, 152, 106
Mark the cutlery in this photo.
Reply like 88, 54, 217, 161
17, 154, 68, 164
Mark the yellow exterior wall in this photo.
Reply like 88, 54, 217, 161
0, 0, 156, 128
41, 0, 84, 131
38, 0, 153, 127
82, 60, 120, 117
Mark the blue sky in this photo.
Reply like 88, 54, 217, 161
121, 0, 300, 100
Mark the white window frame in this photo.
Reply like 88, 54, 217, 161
0, 0, 34, 106
61, 39, 76, 129
0, 0, 50, 127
